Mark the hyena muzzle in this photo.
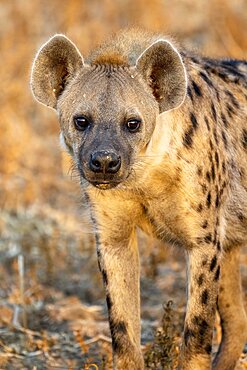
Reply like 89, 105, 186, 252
31, 28, 247, 370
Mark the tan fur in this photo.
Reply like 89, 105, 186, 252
31, 28, 247, 370
91, 51, 128, 66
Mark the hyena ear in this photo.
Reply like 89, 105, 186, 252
31, 35, 84, 109
136, 40, 187, 113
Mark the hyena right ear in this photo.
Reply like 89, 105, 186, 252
135, 40, 187, 113
31, 35, 84, 109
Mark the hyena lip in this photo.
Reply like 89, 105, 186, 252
90, 181, 121, 190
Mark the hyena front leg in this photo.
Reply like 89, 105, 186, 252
180, 245, 221, 370
88, 193, 144, 370
213, 246, 247, 370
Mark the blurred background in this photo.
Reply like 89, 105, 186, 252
0, 1, 246, 369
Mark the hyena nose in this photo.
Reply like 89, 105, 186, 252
90, 151, 121, 174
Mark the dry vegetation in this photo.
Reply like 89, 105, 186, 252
0, 0, 247, 369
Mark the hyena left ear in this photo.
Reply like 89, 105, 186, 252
136, 40, 187, 113
31, 34, 84, 109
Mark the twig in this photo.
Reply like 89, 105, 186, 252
18, 255, 27, 328
0, 352, 24, 360
13, 325, 58, 340
84, 334, 112, 345
12, 305, 20, 327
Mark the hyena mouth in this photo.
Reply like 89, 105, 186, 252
91, 181, 120, 190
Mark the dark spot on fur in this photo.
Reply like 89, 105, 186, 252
205, 344, 212, 354
214, 266, 221, 281
242, 129, 247, 150
198, 273, 204, 286
106, 293, 113, 311
197, 203, 203, 212
210, 255, 217, 272
219, 188, 224, 199
225, 89, 240, 109
175, 168, 182, 182
215, 152, 219, 168
204, 233, 212, 243
221, 112, 228, 128
197, 167, 202, 176
191, 57, 198, 63
192, 80, 202, 97
202, 258, 207, 267
215, 194, 219, 208
221, 60, 245, 75
237, 212, 245, 221
190, 112, 198, 129
230, 159, 237, 171
102, 269, 108, 285
183, 126, 194, 148
204, 116, 210, 131
211, 103, 217, 121
211, 163, 215, 181
216, 240, 221, 251
218, 72, 230, 82
142, 204, 148, 215
192, 316, 209, 337
184, 326, 195, 346
115, 321, 127, 334
213, 229, 218, 245
222, 161, 226, 174
196, 237, 204, 244
200, 71, 214, 87
202, 220, 208, 229
227, 103, 235, 118
110, 320, 128, 353
216, 295, 219, 307
240, 167, 245, 178
221, 130, 228, 149
206, 192, 211, 208
216, 89, 220, 102
201, 184, 207, 194
187, 86, 194, 102
95, 232, 100, 246
206, 171, 211, 182
201, 289, 209, 305
213, 128, 219, 145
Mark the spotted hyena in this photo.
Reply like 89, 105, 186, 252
31, 28, 247, 370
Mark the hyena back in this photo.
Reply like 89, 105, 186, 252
31, 28, 247, 370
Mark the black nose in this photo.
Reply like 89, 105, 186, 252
89, 151, 121, 174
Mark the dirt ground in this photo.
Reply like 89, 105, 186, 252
0, 1, 247, 369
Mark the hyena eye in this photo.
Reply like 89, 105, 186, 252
126, 119, 141, 133
73, 116, 91, 131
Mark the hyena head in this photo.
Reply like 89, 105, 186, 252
31, 33, 187, 189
